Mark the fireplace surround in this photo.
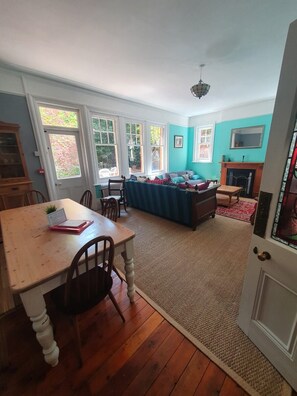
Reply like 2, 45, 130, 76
220, 162, 264, 198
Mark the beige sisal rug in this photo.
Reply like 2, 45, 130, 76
115, 208, 290, 396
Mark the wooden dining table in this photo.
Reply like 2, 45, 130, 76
0, 198, 135, 367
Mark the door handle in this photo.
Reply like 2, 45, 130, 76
55, 182, 62, 186
253, 247, 271, 261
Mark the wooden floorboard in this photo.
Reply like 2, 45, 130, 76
0, 276, 249, 396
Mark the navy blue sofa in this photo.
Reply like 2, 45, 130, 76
126, 180, 219, 230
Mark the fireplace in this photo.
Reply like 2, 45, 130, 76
227, 168, 255, 197
220, 162, 264, 198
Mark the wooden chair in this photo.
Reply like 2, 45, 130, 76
79, 189, 92, 209
51, 235, 125, 366
101, 197, 118, 222
103, 176, 127, 217
25, 190, 48, 205
100, 197, 124, 282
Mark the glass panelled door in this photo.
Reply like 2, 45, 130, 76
237, 20, 297, 390
38, 104, 88, 203
45, 129, 86, 202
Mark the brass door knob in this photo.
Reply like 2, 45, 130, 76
257, 251, 271, 261
253, 247, 271, 261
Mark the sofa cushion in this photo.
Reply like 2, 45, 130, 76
190, 174, 201, 180
146, 178, 170, 185
137, 176, 147, 182
197, 181, 210, 191
178, 183, 196, 190
171, 176, 185, 183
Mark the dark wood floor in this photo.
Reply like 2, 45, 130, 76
0, 276, 249, 396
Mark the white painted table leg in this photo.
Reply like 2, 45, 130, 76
121, 239, 135, 303
20, 287, 59, 367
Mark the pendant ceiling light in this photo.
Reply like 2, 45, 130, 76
190, 64, 210, 99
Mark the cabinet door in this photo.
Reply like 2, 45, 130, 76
0, 182, 32, 210
0, 122, 29, 183
0, 131, 25, 180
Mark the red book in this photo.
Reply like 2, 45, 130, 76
49, 220, 93, 234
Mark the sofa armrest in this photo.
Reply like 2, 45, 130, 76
190, 185, 219, 230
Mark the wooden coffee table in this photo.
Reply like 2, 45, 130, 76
216, 185, 243, 207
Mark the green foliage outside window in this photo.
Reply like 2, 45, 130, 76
92, 116, 118, 175
96, 146, 117, 169
39, 106, 78, 128
49, 134, 81, 179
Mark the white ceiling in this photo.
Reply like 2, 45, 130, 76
0, 0, 297, 117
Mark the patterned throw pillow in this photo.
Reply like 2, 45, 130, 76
183, 174, 189, 181
137, 176, 148, 182
190, 174, 201, 180
178, 182, 195, 190
146, 178, 170, 184
171, 176, 185, 183
197, 181, 210, 191
146, 179, 161, 184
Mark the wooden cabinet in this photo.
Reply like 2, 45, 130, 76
0, 121, 32, 210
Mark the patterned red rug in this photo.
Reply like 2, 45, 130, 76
216, 200, 256, 223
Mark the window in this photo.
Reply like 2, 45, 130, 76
126, 121, 144, 174
92, 115, 119, 178
39, 106, 79, 128
193, 125, 214, 163
272, 118, 297, 249
38, 105, 83, 180
150, 125, 164, 173
48, 133, 81, 179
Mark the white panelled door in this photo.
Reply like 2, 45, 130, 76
237, 20, 297, 390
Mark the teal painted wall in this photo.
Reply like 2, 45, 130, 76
168, 124, 188, 171
187, 114, 272, 180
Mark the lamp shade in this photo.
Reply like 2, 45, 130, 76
190, 79, 210, 99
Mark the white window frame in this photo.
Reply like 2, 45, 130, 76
124, 119, 145, 175
193, 124, 214, 163
90, 113, 120, 181
146, 122, 167, 176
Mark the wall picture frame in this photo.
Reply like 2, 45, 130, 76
174, 135, 183, 148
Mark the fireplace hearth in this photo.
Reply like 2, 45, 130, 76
220, 162, 264, 198
227, 169, 255, 197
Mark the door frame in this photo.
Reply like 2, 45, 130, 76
26, 97, 92, 201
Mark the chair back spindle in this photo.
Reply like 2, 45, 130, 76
25, 190, 48, 205
79, 190, 93, 209
101, 197, 118, 222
